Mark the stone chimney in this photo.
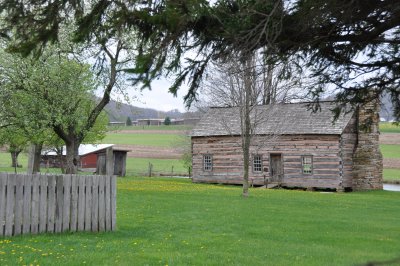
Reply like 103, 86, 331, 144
352, 96, 383, 190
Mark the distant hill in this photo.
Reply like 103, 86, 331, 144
103, 99, 184, 122
103, 95, 396, 123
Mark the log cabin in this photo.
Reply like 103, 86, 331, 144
191, 101, 383, 191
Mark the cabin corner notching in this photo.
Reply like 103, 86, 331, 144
190, 102, 383, 191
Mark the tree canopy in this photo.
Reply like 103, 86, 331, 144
0, 45, 108, 173
1, 0, 399, 119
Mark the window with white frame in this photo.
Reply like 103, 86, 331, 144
253, 155, 262, 172
302, 155, 313, 174
203, 155, 213, 171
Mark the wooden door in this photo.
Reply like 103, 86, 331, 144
270, 154, 283, 182
113, 152, 125, 176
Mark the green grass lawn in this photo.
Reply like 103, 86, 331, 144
380, 122, 400, 133
380, 144, 400, 158
0, 177, 399, 265
0, 152, 188, 176
0, 152, 28, 173
102, 133, 181, 147
126, 157, 188, 176
383, 168, 400, 181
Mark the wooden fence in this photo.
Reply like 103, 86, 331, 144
0, 173, 116, 237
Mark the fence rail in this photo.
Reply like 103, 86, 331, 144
0, 173, 116, 237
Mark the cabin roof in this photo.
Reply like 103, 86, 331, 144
191, 102, 354, 137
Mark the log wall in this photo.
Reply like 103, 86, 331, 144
192, 134, 347, 189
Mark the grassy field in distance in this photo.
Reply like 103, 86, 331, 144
0, 152, 28, 173
380, 122, 400, 133
1, 177, 399, 265
380, 144, 400, 158
125, 157, 187, 176
101, 133, 181, 147
383, 169, 400, 181
108, 124, 193, 131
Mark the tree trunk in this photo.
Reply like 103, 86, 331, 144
10, 149, 22, 168
242, 105, 251, 197
242, 148, 250, 197
27, 143, 43, 174
65, 140, 80, 174
53, 147, 65, 173
241, 55, 253, 198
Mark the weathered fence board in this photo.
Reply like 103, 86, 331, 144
14, 175, 24, 235
84, 176, 92, 231
0, 173, 116, 237
5, 175, 15, 236
55, 175, 63, 233
39, 176, 48, 233
47, 175, 56, 233
31, 174, 40, 234
77, 177, 85, 231
111, 176, 117, 231
70, 176, 78, 232
105, 175, 111, 231
62, 175, 71, 232
23, 175, 32, 234
98, 175, 105, 232
0, 174, 6, 236
91, 176, 99, 232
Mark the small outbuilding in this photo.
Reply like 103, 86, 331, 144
190, 101, 383, 191
42, 144, 130, 176
95, 146, 130, 177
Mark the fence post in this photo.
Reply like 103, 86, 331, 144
148, 163, 153, 177
0, 173, 8, 236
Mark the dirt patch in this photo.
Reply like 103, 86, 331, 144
114, 144, 183, 159
380, 133, 400, 145
384, 158, 400, 168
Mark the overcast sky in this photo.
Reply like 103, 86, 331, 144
112, 78, 190, 113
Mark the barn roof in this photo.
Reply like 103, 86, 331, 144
191, 102, 354, 137
43, 144, 116, 156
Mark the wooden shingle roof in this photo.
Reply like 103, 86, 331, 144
191, 102, 354, 137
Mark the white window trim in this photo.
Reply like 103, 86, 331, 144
302, 155, 313, 175
203, 154, 213, 171
253, 154, 262, 173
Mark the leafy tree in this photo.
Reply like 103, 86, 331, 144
164, 117, 171, 126
126, 117, 132, 126
0, 46, 108, 174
